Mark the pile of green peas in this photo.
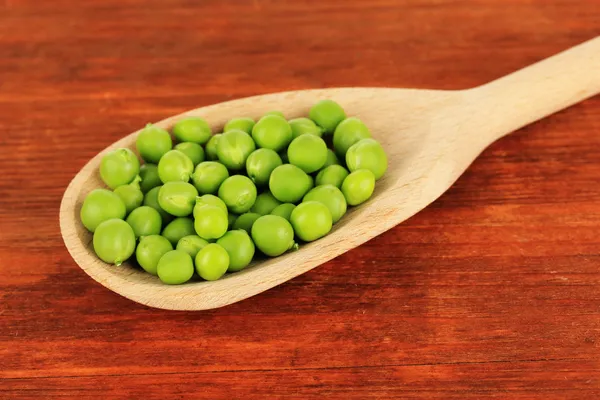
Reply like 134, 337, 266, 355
80, 99, 388, 285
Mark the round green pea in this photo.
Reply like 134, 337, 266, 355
289, 117, 323, 139
217, 230, 255, 272
136, 123, 172, 164
158, 149, 194, 183
217, 129, 256, 170
290, 201, 332, 242
143, 186, 173, 225
224, 117, 255, 134
270, 203, 296, 221
191, 161, 229, 195
205, 134, 222, 161
162, 217, 195, 246
287, 134, 328, 173
218, 175, 257, 214
174, 142, 205, 166
303, 184, 347, 223
93, 219, 136, 265
251, 215, 296, 257
333, 117, 371, 157
195, 243, 229, 281
126, 206, 162, 238
250, 191, 281, 215
269, 164, 312, 203
80, 189, 126, 232
323, 149, 340, 168
341, 169, 375, 206
315, 164, 349, 189
176, 235, 209, 258
100, 148, 140, 189
172, 117, 211, 145
158, 181, 198, 217
309, 100, 346, 134
232, 212, 261, 234
136, 235, 173, 275
246, 148, 282, 187
251, 115, 292, 152
193, 194, 228, 218
345, 138, 388, 180
157, 250, 194, 285
139, 163, 162, 194
113, 178, 144, 215
193, 205, 228, 240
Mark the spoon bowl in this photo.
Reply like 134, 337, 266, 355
60, 37, 600, 310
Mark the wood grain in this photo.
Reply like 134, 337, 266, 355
1, 0, 599, 398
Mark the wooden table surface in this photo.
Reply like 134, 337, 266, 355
1, 1, 599, 398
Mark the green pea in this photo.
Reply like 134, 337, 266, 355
309, 99, 346, 134
143, 186, 173, 225
195, 243, 230, 281
218, 175, 257, 214
246, 148, 282, 187
205, 134, 222, 161
100, 148, 140, 189
345, 138, 388, 180
139, 164, 162, 194
287, 134, 328, 173
126, 206, 162, 238
224, 117, 255, 134
270, 203, 296, 221
113, 177, 144, 215
290, 201, 332, 242
157, 250, 194, 285
217, 129, 256, 170
176, 235, 209, 259
269, 164, 312, 203
289, 117, 323, 139
136, 235, 172, 275
315, 165, 349, 189
341, 169, 375, 206
250, 191, 281, 215
136, 123, 172, 164
193, 205, 228, 240
80, 188, 126, 232
172, 117, 212, 145
174, 142, 205, 166
217, 230, 255, 272
191, 161, 229, 195
323, 149, 340, 168
157, 149, 194, 183
251, 115, 292, 152
158, 181, 198, 217
162, 217, 195, 246
251, 215, 296, 257
264, 110, 285, 118
232, 212, 261, 234
333, 117, 371, 158
303, 184, 347, 223
193, 194, 228, 218
93, 219, 136, 265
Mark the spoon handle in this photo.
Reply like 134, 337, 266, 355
467, 36, 600, 146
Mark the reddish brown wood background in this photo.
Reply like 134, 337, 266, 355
1, 1, 599, 398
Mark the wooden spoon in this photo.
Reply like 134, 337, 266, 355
60, 37, 600, 310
